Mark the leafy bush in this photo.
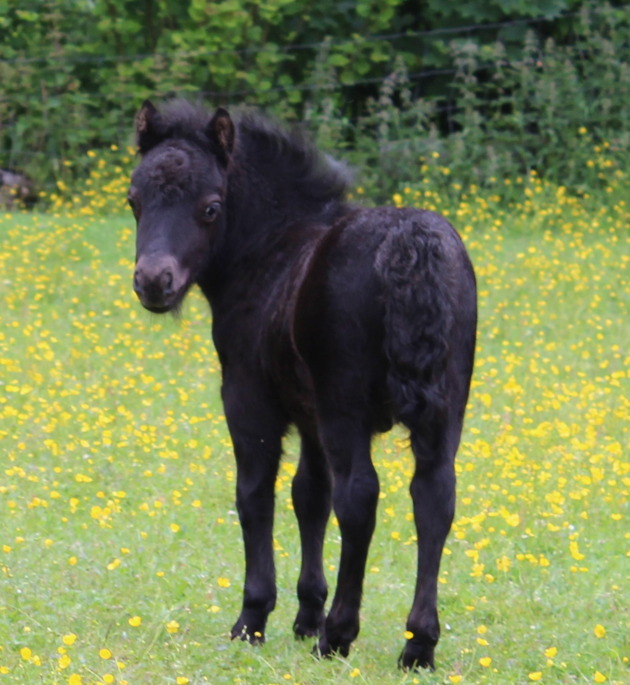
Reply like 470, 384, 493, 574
334, 3, 630, 201
1, 1, 628, 204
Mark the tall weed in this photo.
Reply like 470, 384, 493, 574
315, 2, 629, 203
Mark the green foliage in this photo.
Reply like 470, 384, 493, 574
0, 0, 411, 187
329, 2, 630, 202
0, 1, 629, 204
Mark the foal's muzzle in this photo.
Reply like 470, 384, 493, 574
133, 254, 188, 313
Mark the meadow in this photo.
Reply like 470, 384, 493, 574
0, 165, 627, 684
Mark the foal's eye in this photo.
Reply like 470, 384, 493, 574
203, 201, 222, 222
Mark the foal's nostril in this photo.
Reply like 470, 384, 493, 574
133, 255, 184, 310
161, 269, 174, 294
133, 270, 144, 295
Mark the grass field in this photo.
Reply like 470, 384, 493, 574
0, 181, 627, 684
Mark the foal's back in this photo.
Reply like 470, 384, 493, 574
292, 203, 475, 437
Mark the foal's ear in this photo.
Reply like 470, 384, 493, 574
206, 107, 235, 166
136, 100, 166, 153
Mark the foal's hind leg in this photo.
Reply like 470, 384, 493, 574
316, 420, 379, 658
292, 431, 332, 638
399, 428, 458, 671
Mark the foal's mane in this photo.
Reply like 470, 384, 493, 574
235, 110, 352, 204
157, 100, 352, 205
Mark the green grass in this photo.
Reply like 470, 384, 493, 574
0, 190, 627, 685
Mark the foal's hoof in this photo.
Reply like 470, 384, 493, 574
397, 641, 436, 671
293, 607, 325, 639
230, 618, 265, 645
313, 636, 350, 660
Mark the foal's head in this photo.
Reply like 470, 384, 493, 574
129, 100, 234, 313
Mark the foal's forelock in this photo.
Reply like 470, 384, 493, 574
149, 147, 193, 195
144, 145, 200, 201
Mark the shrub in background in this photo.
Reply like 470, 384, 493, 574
1, 2, 628, 206
338, 3, 629, 202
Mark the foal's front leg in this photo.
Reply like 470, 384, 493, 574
222, 378, 286, 644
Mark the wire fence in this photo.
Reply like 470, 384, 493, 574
0, 13, 576, 67
0, 9, 581, 103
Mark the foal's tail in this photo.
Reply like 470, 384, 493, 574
375, 216, 456, 453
